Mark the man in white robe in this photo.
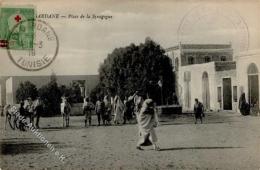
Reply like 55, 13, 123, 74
136, 99, 160, 151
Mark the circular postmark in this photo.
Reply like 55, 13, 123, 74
177, 4, 249, 52
7, 19, 59, 71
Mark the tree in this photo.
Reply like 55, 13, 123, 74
59, 82, 83, 103
95, 38, 175, 105
90, 83, 105, 103
38, 72, 62, 116
16, 81, 38, 102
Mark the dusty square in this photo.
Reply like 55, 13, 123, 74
1, 112, 260, 170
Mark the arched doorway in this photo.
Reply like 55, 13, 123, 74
202, 72, 210, 110
248, 63, 259, 113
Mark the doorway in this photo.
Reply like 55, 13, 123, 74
248, 63, 259, 113
223, 78, 232, 110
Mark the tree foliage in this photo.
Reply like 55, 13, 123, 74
38, 73, 62, 116
16, 81, 38, 102
59, 82, 83, 103
95, 38, 175, 104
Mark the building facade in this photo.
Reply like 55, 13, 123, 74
0, 75, 99, 105
236, 50, 260, 115
166, 43, 238, 112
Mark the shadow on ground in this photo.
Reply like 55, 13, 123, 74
41, 126, 85, 131
160, 120, 240, 126
0, 140, 67, 155
159, 146, 243, 151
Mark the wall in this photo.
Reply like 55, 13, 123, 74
236, 50, 260, 112
0, 77, 7, 106
70, 103, 84, 116
179, 62, 216, 111
6, 77, 14, 105
178, 61, 237, 112
3, 75, 99, 104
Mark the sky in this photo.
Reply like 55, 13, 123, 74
0, 0, 260, 76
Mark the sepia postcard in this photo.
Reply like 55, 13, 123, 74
0, 0, 260, 169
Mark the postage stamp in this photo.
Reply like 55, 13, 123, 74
0, 7, 35, 49
7, 19, 59, 71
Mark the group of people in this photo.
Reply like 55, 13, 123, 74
78, 91, 143, 127
3, 90, 208, 151
4, 97, 44, 131
59, 90, 161, 151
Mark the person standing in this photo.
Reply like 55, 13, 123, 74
95, 97, 105, 126
34, 97, 44, 128
239, 93, 250, 115
194, 98, 204, 124
104, 95, 112, 125
136, 99, 160, 151
24, 97, 35, 124
19, 100, 26, 131
123, 96, 134, 124
83, 97, 94, 127
134, 91, 144, 119
113, 95, 125, 125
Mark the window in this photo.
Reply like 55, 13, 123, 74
175, 58, 179, 71
188, 56, 194, 64
184, 71, 191, 82
233, 86, 237, 102
217, 87, 222, 102
220, 56, 226, 61
248, 63, 258, 75
204, 56, 211, 63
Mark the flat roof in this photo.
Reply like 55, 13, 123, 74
166, 43, 232, 52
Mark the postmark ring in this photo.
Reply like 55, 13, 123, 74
7, 19, 59, 71
177, 4, 249, 52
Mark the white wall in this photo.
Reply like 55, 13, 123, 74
236, 50, 260, 112
6, 77, 14, 105
179, 62, 216, 111
179, 62, 237, 112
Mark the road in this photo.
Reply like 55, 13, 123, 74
0, 111, 260, 170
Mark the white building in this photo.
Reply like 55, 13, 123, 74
236, 50, 260, 115
166, 43, 238, 112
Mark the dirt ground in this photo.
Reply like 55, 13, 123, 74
1, 111, 260, 170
